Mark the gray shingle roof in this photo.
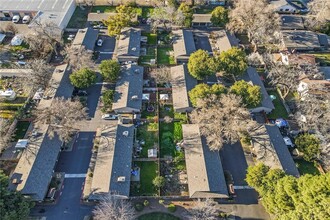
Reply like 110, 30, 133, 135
280, 15, 305, 30
171, 64, 197, 112
192, 14, 211, 23
282, 31, 321, 50
72, 28, 99, 51
182, 124, 229, 198
112, 65, 144, 113
89, 124, 134, 200
9, 64, 74, 201
212, 30, 239, 54
172, 29, 196, 60
251, 124, 300, 177
116, 28, 141, 59
245, 67, 275, 111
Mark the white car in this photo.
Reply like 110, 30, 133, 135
102, 114, 118, 120
97, 39, 103, 46
12, 15, 20, 23
22, 15, 31, 24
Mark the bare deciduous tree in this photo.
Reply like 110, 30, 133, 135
190, 94, 256, 151
34, 97, 88, 142
93, 194, 135, 220
23, 34, 53, 58
266, 62, 321, 99
163, 116, 173, 123
25, 59, 53, 91
29, 20, 62, 55
150, 66, 171, 84
0, 119, 14, 152
306, 0, 330, 29
188, 199, 219, 220
247, 52, 264, 67
150, 5, 185, 30
227, 0, 281, 50
64, 45, 93, 71
5, 23, 18, 35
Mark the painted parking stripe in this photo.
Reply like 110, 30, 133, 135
64, 174, 87, 178
233, 185, 254, 189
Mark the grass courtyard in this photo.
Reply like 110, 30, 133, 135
159, 121, 183, 158
67, 7, 89, 28
131, 161, 159, 196
295, 159, 320, 176
136, 123, 158, 158
267, 90, 289, 119
14, 121, 30, 141
157, 47, 175, 65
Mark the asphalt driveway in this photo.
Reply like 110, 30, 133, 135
95, 35, 116, 62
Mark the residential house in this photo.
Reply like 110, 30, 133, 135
170, 64, 197, 113
112, 65, 144, 114
242, 67, 275, 114
297, 67, 330, 97
0, 0, 76, 29
281, 30, 329, 52
71, 27, 99, 51
274, 52, 316, 66
89, 124, 135, 200
115, 28, 141, 63
172, 29, 196, 64
210, 30, 239, 55
192, 14, 212, 27
270, 0, 308, 14
280, 15, 305, 30
8, 64, 74, 201
250, 124, 300, 177
182, 124, 229, 198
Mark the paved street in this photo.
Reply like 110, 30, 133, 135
30, 132, 95, 220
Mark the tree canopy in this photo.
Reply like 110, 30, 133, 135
0, 170, 33, 220
188, 50, 215, 80
70, 68, 96, 89
295, 134, 321, 162
188, 83, 227, 107
191, 94, 256, 151
103, 5, 136, 36
178, 3, 194, 27
246, 163, 330, 220
217, 47, 247, 80
230, 80, 261, 107
99, 60, 120, 82
210, 6, 228, 27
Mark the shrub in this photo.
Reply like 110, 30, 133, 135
134, 202, 144, 212
143, 200, 149, 207
167, 203, 176, 212
159, 199, 164, 205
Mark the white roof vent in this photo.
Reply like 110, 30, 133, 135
117, 176, 126, 182
134, 69, 140, 74
131, 95, 138, 100
131, 47, 137, 51
123, 131, 129, 137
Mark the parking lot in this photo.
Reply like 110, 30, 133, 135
94, 32, 116, 62
194, 30, 212, 53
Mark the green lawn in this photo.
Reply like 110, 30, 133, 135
174, 112, 188, 123
137, 124, 158, 158
138, 212, 180, 220
295, 159, 320, 175
139, 47, 156, 65
131, 161, 159, 196
157, 47, 176, 65
91, 6, 116, 13
159, 105, 174, 118
310, 53, 330, 66
267, 90, 289, 119
142, 7, 154, 18
159, 122, 183, 157
14, 121, 30, 141
67, 7, 89, 28
142, 33, 157, 45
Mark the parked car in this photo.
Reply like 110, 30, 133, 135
72, 89, 88, 96
97, 39, 103, 46
22, 15, 31, 24
12, 15, 20, 23
283, 136, 295, 148
102, 114, 119, 120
